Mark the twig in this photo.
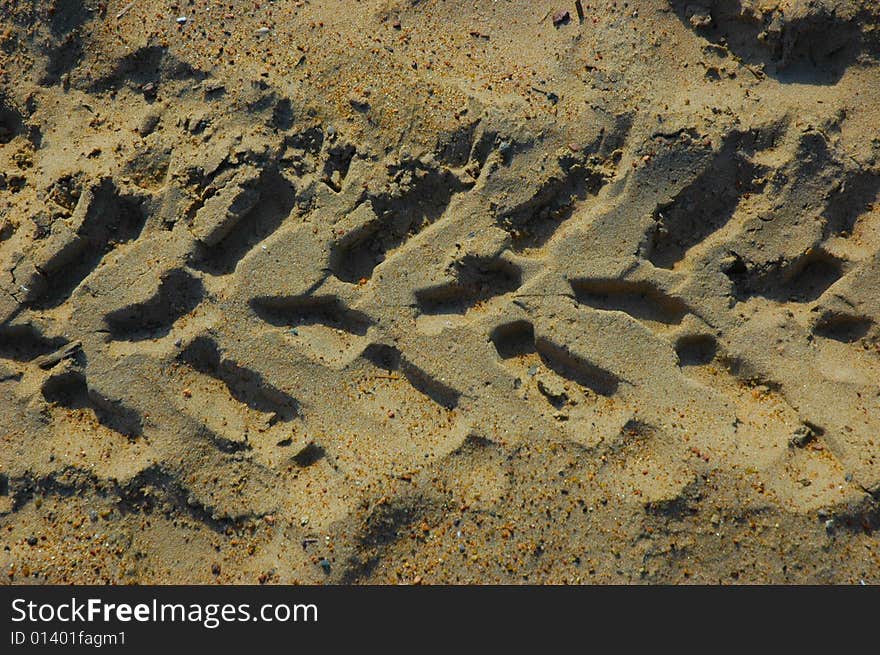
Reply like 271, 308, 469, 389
34, 341, 82, 369
116, 1, 136, 20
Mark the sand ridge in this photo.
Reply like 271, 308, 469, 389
0, 0, 879, 583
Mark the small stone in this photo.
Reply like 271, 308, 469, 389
552, 10, 570, 27
687, 6, 712, 29
789, 426, 814, 448
26, 535, 37, 546
138, 113, 160, 137
211, 563, 221, 576
319, 558, 331, 574
176, 16, 188, 25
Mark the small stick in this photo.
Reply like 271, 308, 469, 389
575, 0, 585, 23
116, 1, 135, 20
744, 64, 765, 80
34, 340, 82, 369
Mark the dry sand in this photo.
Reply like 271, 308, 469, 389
0, 0, 879, 584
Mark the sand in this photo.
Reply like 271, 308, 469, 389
0, 0, 878, 584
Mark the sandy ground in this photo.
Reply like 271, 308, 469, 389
0, 0, 878, 584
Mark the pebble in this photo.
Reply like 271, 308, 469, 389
138, 113, 160, 137
176, 16, 188, 25
689, 10, 712, 29
789, 426, 814, 448
552, 10, 570, 27
319, 558, 331, 574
